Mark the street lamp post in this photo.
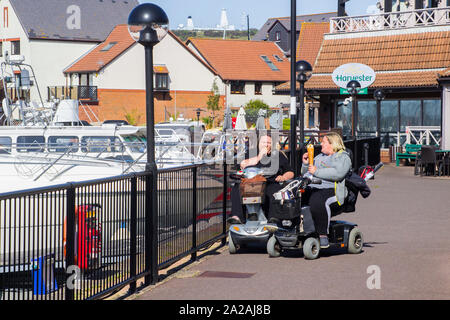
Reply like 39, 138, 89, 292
373, 89, 385, 138
195, 108, 204, 124
347, 80, 361, 171
128, 3, 168, 286
296, 60, 312, 164
346, 80, 361, 138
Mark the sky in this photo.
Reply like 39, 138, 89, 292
138, 0, 381, 30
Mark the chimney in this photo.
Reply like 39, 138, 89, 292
384, 0, 392, 12
337, 0, 349, 17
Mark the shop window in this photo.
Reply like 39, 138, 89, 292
423, 99, 441, 126
336, 101, 352, 137
357, 101, 377, 133
400, 100, 421, 131
380, 100, 399, 132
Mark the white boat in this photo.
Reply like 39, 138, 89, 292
0, 56, 202, 193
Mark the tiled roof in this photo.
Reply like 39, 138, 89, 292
439, 67, 450, 78
65, 27, 217, 75
276, 71, 443, 91
313, 30, 450, 74
276, 29, 450, 91
10, 0, 138, 42
64, 25, 135, 73
296, 22, 329, 68
186, 39, 291, 81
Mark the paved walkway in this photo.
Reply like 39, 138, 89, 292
130, 164, 450, 300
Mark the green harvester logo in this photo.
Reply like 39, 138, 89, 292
332, 63, 376, 94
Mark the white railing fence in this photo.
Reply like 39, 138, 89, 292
330, 7, 450, 33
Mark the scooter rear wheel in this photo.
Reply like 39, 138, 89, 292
303, 237, 320, 260
348, 227, 363, 254
267, 235, 281, 257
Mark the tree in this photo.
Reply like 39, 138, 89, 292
206, 79, 221, 127
243, 99, 271, 123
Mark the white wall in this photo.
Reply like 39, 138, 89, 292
226, 81, 290, 109
96, 33, 224, 95
29, 40, 96, 100
0, 0, 97, 102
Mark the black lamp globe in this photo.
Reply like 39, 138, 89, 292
373, 89, 385, 101
128, 3, 169, 45
347, 80, 361, 96
295, 60, 313, 82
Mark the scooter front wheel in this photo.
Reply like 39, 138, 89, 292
228, 231, 239, 254
267, 235, 281, 257
303, 237, 320, 260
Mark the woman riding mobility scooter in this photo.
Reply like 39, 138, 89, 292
265, 143, 383, 260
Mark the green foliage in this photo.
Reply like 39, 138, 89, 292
206, 80, 221, 127
201, 116, 214, 129
123, 108, 142, 126
243, 99, 271, 123
171, 29, 258, 41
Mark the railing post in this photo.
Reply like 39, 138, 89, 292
65, 185, 76, 301
191, 166, 197, 261
144, 171, 158, 286
222, 160, 227, 246
129, 175, 137, 294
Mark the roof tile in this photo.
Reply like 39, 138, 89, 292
187, 39, 290, 81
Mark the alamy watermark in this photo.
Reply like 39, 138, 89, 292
66, 5, 81, 30
366, 265, 381, 290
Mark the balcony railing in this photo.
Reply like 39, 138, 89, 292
48, 86, 98, 102
330, 7, 450, 34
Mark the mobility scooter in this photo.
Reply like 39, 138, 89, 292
227, 166, 275, 254
265, 163, 383, 259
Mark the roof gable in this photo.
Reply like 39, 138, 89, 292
186, 39, 290, 81
9, 0, 139, 42
296, 22, 329, 68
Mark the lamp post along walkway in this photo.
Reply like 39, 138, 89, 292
128, 2, 169, 285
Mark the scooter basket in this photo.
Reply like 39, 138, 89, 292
239, 175, 266, 198
272, 198, 301, 220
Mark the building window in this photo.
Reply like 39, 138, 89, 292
273, 54, 283, 62
155, 73, 169, 90
100, 42, 117, 52
357, 101, 377, 133
11, 40, 20, 55
400, 100, 421, 131
230, 81, 245, 94
3, 7, 8, 28
275, 31, 281, 41
260, 55, 279, 71
254, 82, 262, 95
0, 42, 3, 57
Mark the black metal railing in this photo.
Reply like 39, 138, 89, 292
0, 161, 230, 300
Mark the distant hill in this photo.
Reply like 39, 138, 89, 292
172, 29, 258, 42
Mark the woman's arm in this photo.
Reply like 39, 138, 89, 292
313, 153, 351, 182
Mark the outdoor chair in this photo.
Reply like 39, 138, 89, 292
414, 149, 422, 175
418, 145, 439, 176
438, 154, 450, 176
